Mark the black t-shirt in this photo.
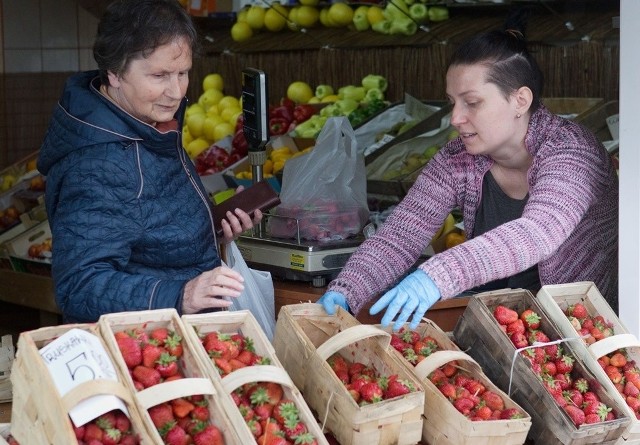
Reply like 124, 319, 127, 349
470, 171, 541, 293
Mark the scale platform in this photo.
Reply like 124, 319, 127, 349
237, 232, 364, 287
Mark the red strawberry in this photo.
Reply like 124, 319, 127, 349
293, 432, 318, 444
156, 352, 179, 378
439, 382, 457, 400
610, 352, 627, 368
585, 413, 602, 424
273, 399, 299, 425
102, 428, 122, 445
116, 335, 142, 368
493, 305, 518, 325
506, 319, 526, 335
555, 355, 574, 374
360, 381, 384, 403
573, 378, 589, 393
142, 343, 164, 368
480, 391, 505, 411
191, 404, 210, 422
583, 391, 600, 404
510, 332, 529, 349
390, 334, 411, 353
542, 361, 557, 376
453, 397, 475, 415
563, 404, 585, 426
148, 403, 175, 429
214, 357, 233, 376
237, 349, 258, 366
164, 332, 184, 358
149, 327, 170, 345
567, 303, 588, 320
247, 418, 262, 438
520, 309, 541, 330
563, 389, 584, 407
528, 330, 550, 344
327, 354, 349, 374
385, 379, 414, 399
464, 379, 486, 397
627, 396, 640, 412
83, 423, 104, 442
171, 397, 195, 419
193, 424, 224, 445
399, 327, 420, 345
283, 417, 307, 440
164, 424, 189, 445
132, 365, 161, 388
625, 381, 640, 397
114, 411, 131, 433
474, 405, 493, 420
500, 408, 524, 419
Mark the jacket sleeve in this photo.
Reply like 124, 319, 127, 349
47, 155, 187, 322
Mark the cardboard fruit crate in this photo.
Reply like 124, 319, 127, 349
181, 310, 329, 445
537, 282, 640, 443
273, 303, 425, 445
9, 324, 152, 444
98, 309, 247, 444
453, 289, 631, 445
377, 321, 532, 445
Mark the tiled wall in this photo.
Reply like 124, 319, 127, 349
0, 0, 99, 169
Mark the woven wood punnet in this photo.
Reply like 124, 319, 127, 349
536, 282, 640, 443
377, 321, 532, 445
453, 289, 631, 445
273, 303, 424, 445
9, 324, 153, 445
181, 310, 329, 445
98, 308, 247, 444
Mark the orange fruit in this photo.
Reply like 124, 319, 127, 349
444, 231, 466, 249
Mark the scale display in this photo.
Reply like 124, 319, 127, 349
241, 68, 269, 151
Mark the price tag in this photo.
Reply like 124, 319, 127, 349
39, 328, 127, 426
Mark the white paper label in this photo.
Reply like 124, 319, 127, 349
39, 328, 128, 426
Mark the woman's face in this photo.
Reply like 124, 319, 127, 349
107, 37, 192, 125
446, 63, 523, 157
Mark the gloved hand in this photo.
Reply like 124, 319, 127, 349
370, 269, 441, 331
317, 291, 349, 315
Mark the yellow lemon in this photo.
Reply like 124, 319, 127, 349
328, 2, 353, 27
299, 0, 319, 5
295, 5, 319, 28
367, 5, 384, 25
218, 95, 241, 111
287, 7, 300, 30
206, 104, 220, 116
231, 21, 253, 42
198, 88, 224, 110
202, 73, 224, 92
319, 7, 336, 27
186, 138, 210, 159
236, 6, 250, 22
264, 4, 288, 32
182, 129, 193, 148
321, 94, 339, 103
186, 113, 206, 138
220, 106, 241, 124
185, 103, 205, 117
202, 115, 225, 141
246, 5, 266, 30
213, 122, 235, 141
286, 81, 314, 104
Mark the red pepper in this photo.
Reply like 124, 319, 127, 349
269, 117, 289, 135
231, 129, 249, 157
293, 104, 316, 123
280, 97, 296, 113
235, 114, 244, 133
270, 104, 293, 123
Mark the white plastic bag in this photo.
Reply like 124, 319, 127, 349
225, 241, 276, 340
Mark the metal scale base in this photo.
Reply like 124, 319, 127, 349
237, 233, 364, 287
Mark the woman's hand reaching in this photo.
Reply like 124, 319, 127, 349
181, 265, 245, 313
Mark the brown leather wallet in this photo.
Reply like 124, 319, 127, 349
213, 180, 280, 236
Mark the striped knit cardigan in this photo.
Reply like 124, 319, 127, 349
328, 104, 619, 315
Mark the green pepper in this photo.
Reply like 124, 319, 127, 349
361, 74, 388, 93
428, 6, 449, 22
338, 85, 366, 102
315, 84, 334, 99
335, 98, 359, 115
364, 88, 384, 102
409, 4, 428, 24
372, 20, 392, 35
389, 16, 417, 35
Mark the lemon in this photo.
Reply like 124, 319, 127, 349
213, 122, 235, 141
229, 109, 243, 126
367, 5, 384, 25
295, 5, 319, 28
246, 5, 266, 30
203, 115, 225, 141
319, 7, 336, 27
328, 2, 353, 27
185, 103, 205, 117
287, 81, 314, 104
221, 106, 241, 124
198, 88, 224, 110
186, 138, 210, 159
299, 0, 319, 5
231, 21, 253, 42
206, 104, 220, 116
236, 6, 250, 22
218, 95, 241, 111
264, 3, 288, 31
287, 7, 300, 30
202, 73, 224, 92
186, 113, 206, 138
321, 94, 339, 103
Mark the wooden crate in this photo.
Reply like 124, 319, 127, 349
181, 310, 329, 445
537, 282, 640, 443
9, 324, 152, 444
543, 97, 604, 120
0, 336, 14, 403
98, 309, 247, 445
453, 289, 631, 445
273, 303, 425, 445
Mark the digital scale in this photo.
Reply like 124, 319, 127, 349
238, 67, 365, 286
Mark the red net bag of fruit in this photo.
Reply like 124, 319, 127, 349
269, 116, 369, 241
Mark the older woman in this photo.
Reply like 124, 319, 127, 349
38, 0, 261, 322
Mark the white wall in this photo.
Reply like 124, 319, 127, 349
618, 0, 640, 336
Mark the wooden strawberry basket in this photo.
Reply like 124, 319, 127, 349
273, 303, 425, 445
98, 309, 247, 445
181, 310, 329, 445
10, 324, 153, 444
377, 321, 532, 445
537, 282, 640, 444
453, 289, 631, 445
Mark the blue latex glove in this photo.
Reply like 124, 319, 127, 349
317, 291, 349, 315
370, 269, 441, 331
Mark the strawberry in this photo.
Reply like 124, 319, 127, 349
453, 397, 475, 415
480, 391, 505, 411
555, 355, 574, 374
193, 425, 224, 445
563, 389, 583, 407
567, 303, 588, 320
627, 396, 640, 413
493, 305, 518, 325
237, 349, 258, 366
390, 334, 411, 353
84, 423, 104, 442
273, 399, 299, 425
171, 397, 195, 419
438, 382, 457, 400
142, 343, 164, 368
399, 327, 420, 345
610, 351, 628, 368
164, 332, 184, 358
156, 352, 179, 378
348, 362, 366, 378
214, 357, 233, 376
585, 413, 602, 424
464, 379, 486, 397
149, 327, 170, 345
474, 405, 493, 420
573, 378, 589, 393
283, 416, 308, 440
191, 405, 210, 422
563, 404, 585, 426
114, 410, 131, 433
293, 432, 318, 444
385, 379, 414, 399
202, 332, 231, 358
544, 343, 560, 360
528, 330, 550, 344
73, 424, 86, 440
359, 381, 384, 404
116, 334, 142, 368
428, 368, 448, 386
542, 361, 557, 376
247, 418, 263, 438
102, 428, 122, 445
520, 309, 541, 330
506, 319, 526, 335
132, 365, 161, 388
500, 408, 524, 419
583, 391, 600, 404
625, 381, 640, 397
164, 424, 189, 445
254, 403, 275, 421
510, 332, 529, 349
327, 354, 349, 374
149, 403, 175, 429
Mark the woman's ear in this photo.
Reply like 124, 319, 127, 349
106, 70, 120, 88
515, 86, 534, 115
